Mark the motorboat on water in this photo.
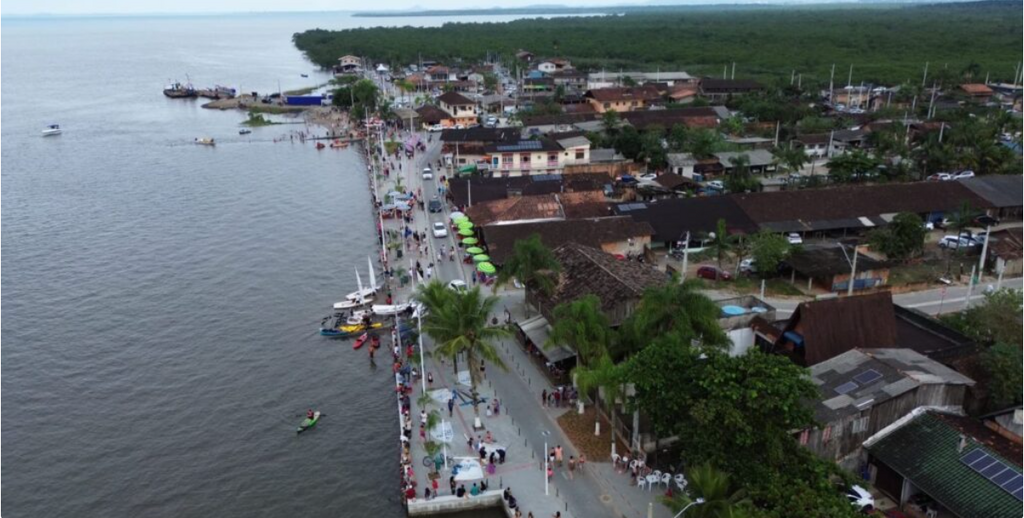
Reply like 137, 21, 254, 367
163, 81, 197, 98
41, 124, 62, 136
239, 128, 252, 135
194, 137, 216, 146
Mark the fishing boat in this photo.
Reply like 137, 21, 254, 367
163, 81, 197, 98
41, 124, 62, 137
239, 128, 252, 135
194, 137, 216, 146
330, 140, 349, 149
297, 411, 321, 434
352, 333, 369, 350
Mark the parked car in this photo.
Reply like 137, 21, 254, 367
706, 180, 725, 191
927, 172, 953, 181
422, 167, 433, 180
696, 265, 732, 281
432, 221, 448, 238
938, 235, 977, 249
953, 170, 976, 180
739, 258, 757, 274
427, 124, 445, 132
447, 279, 468, 292
787, 233, 803, 245
974, 214, 999, 227
428, 198, 443, 213
843, 485, 875, 513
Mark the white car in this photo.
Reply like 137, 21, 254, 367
432, 222, 448, 238
844, 485, 875, 512
787, 233, 803, 245
447, 280, 468, 293
927, 172, 953, 181
422, 167, 433, 180
739, 258, 757, 274
427, 124, 445, 132
706, 180, 725, 191
938, 235, 977, 249
953, 170, 976, 180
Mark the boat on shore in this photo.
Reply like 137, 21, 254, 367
163, 81, 197, 98
330, 140, 349, 149
194, 137, 216, 146
42, 124, 62, 136
341, 257, 380, 301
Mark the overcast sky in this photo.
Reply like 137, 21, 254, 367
2, 0, 662, 16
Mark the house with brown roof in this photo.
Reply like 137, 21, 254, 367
415, 105, 453, 128
783, 245, 890, 294
480, 216, 654, 265
960, 83, 995, 103
620, 107, 720, 131
584, 85, 662, 113
986, 227, 1023, 276
698, 78, 764, 101
437, 91, 478, 127
464, 191, 608, 226
528, 242, 668, 326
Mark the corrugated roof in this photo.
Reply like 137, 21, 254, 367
585, 85, 662, 103
481, 217, 654, 264
780, 292, 898, 366
867, 412, 1022, 518
959, 176, 1024, 209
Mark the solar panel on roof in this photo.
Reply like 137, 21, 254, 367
834, 381, 859, 395
853, 369, 883, 385
960, 450, 1024, 502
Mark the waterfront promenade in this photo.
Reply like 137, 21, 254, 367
361, 127, 675, 518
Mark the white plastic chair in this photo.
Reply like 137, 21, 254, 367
636, 476, 647, 491
646, 475, 659, 492
661, 473, 672, 488
611, 453, 621, 466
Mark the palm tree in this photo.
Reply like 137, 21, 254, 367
547, 295, 613, 368
629, 280, 729, 350
575, 352, 625, 456
663, 463, 752, 518
419, 283, 511, 414
396, 79, 415, 103
494, 234, 561, 297
708, 218, 734, 271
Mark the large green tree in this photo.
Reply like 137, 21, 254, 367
869, 212, 927, 263
981, 342, 1023, 408
825, 149, 878, 183
575, 352, 626, 456
749, 231, 790, 278
625, 280, 729, 353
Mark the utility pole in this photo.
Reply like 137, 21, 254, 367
964, 265, 977, 310
922, 61, 929, 88
847, 245, 859, 297
544, 440, 549, 495
774, 121, 781, 147
977, 224, 992, 276
731, 62, 736, 80
847, 64, 853, 88
829, 63, 836, 104
681, 231, 691, 281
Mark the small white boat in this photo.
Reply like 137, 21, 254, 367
334, 266, 373, 310
42, 124, 62, 137
238, 128, 252, 135
194, 137, 215, 146
372, 303, 412, 316
334, 297, 372, 311
345, 310, 372, 325
342, 257, 380, 301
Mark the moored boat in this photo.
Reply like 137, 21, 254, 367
163, 81, 197, 98
239, 128, 252, 135
194, 137, 216, 146
353, 333, 369, 350
42, 124, 62, 137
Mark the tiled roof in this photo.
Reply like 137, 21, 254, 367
779, 292, 898, 366
960, 83, 994, 95
620, 108, 720, 130
959, 175, 1024, 209
481, 217, 654, 264
415, 105, 450, 124
867, 411, 1022, 518
585, 85, 662, 103
437, 91, 474, 106
536, 243, 669, 325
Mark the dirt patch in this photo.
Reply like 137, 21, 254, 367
557, 406, 628, 462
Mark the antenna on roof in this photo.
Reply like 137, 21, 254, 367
847, 64, 853, 88
957, 434, 967, 453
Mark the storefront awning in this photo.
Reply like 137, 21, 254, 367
517, 315, 575, 363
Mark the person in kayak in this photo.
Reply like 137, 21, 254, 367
306, 409, 315, 420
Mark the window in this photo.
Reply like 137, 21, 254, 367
575, 150, 585, 160
547, 153, 559, 166
852, 416, 870, 434
603, 102, 610, 109
501, 154, 513, 169
520, 154, 531, 168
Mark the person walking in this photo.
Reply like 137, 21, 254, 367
568, 456, 576, 480
555, 445, 563, 467
447, 396, 455, 417
541, 389, 547, 407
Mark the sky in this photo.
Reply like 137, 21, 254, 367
2, 0, 667, 16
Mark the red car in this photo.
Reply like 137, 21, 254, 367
696, 265, 732, 281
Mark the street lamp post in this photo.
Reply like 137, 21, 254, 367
672, 498, 706, 518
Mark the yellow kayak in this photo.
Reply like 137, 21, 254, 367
338, 322, 383, 333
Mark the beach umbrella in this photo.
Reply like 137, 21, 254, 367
476, 262, 496, 274
449, 211, 465, 221
457, 220, 474, 230
465, 247, 485, 255
461, 237, 479, 245
458, 228, 475, 237
452, 218, 469, 228
472, 254, 491, 263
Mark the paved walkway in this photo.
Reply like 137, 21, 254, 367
362, 127, 676, 518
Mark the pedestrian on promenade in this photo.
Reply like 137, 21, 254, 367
555, 445, 563, 467
541, 389, 547, 407
448, 397, 455, 417
548, 448, 555, 467
450, 476, 457, 495
431, 477, 439, 496
427, 372, 434, 385
568, 456, 576, 479
498, 448, 506, 464
578, 453, 586, 471
420, 410, 427, 427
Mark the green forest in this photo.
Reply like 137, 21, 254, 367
293, 1, 1022, 86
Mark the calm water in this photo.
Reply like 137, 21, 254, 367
0, 12, 523, 518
